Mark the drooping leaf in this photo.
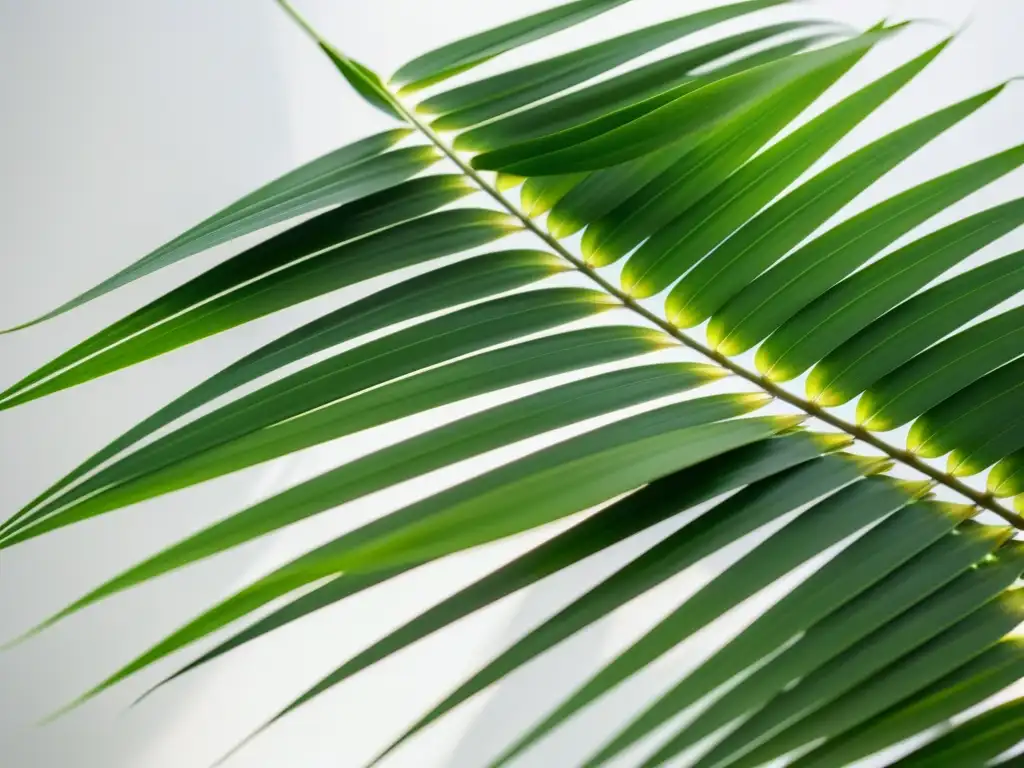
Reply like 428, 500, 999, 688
789, 639, 1024, 768
715, 587, 1024, 768
0, 173, 475, 408
0, 250, 566, 540
38, 355, 714, 632
365, 447, 874, 765
688, 542, 1024, 768
1, 299, 637, 549
0, 130, 416, 331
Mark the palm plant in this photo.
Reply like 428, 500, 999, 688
3, 0, 1024, 764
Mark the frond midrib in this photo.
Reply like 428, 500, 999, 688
385, 96, 1024, 529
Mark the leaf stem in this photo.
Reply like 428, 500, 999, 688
274, 0, 325, 45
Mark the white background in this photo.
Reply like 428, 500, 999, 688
1, 1, 1023, 767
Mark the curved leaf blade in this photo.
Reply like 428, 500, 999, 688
472, 31, 894, 176
709, 144, 1024, 357
755, 171, 1021, 383
858, 304, 1024, 431
582, 499, 974, 768
61, 363, 730, 704
621, 32, 943, 299
579, 31, 867, 268
1, 289, 618, 547
809, 247, 1024, 407
544, 34, 833, 240
390, 0, 635, 91
639, 521, 1014, 768
152, 432, 846, 696
789, 639, 1024, 768
423, 0, 791, 131
0, 129, 414, 332
716, 588, 1024, 768
665, 78, 998, 318
454, 22, 823, 153
0, 173, 475, 408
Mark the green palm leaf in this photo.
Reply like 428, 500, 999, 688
3, 1, 1024, 766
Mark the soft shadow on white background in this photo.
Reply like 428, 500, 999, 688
1, 1, 1022, 767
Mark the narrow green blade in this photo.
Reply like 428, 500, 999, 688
487, 474, 921, 768
0, 173, 472, 408
908, 357, 1024, 459
454, 22, 820, 152
544, 34, 830, 240
756, 188, 1024, 383
582, 499, 973, 768
790, 639, 1024, 768
473, 32, 893, 176
365, 442, 863, 766
725, 588, 1024, 768
859, 304, 1024, 431
58, 363, 729, 704
322, 46, 404, 119
665, 80, 998, 319
0, 250, 565, 540
810, 247, 1024, 407
892, 695, 1024, 767
948, 414, 1024, 478
148, 430, 835, 701
520, 174, 588, 217
422, 1, 790, 131
640, 521, 1012, 768
314, 413, 796, 578
1, 289, 618, 547
620, 33, 943, 299
990, 450, 1024, 497
579, 31, 866, 268
709, 144, 1024, 357
0, 130, 414, 332
691, 543, 1024, 768
390, 0, 635, 91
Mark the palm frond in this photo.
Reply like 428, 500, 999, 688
3, 0, 1023, 766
